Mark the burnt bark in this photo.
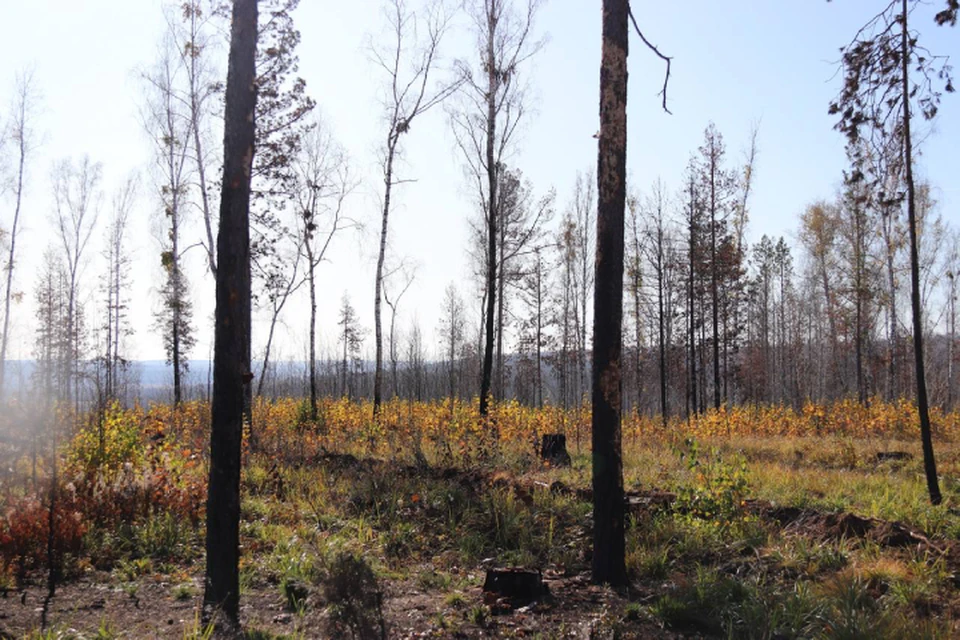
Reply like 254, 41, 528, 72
900, 0, 942, 505
592, 0, 628, 587
709, 152, 721, 410
478, 4, 499, 418
203, 0, 257, 627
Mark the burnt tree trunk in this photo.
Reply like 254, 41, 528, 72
657, 223, 668, 427
203, 0, 257, 627
592, 0, 628, 587
900, 0, 941, 505
306, 238, 318, 422
687, 177, 698, 419
709, 155, 721, 410
540, 434, 571, 467
478, 4, 498, 419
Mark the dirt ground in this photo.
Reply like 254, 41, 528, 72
1, 568, 684, 639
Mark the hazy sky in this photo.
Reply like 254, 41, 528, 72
0, 1, 958, 367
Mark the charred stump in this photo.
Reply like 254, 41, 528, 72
483, 568, 546, 611
540, 434, 571, 467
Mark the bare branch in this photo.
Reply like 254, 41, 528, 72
627, 3, 673, 114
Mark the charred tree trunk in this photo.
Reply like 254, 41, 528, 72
657, 228, 667, 427
592, 0, 628, 587
901, 0, 941, 505
709, 161, 721, 410
478, 5, 499, 419
203, 0, 257, 627
535, 248, 544, 408
687, 181, 698, 419
496, 216, 506, 399
948, 274, 955, 409
306, 241, 318, 422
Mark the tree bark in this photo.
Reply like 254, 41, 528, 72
592, 0, 628, 587
479, 3, 499, 419
374, 139, 397, 418
536, 249, 543, 408
657, 222, 667, 427
884, 209, 898, 401
306, 242, 318, 422
203, 0, 257, 627
901, 0, 941, 505
687, 178, 698, 419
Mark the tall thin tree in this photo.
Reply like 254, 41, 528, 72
372, 0, 458, 418
0, 70, 39, 398
203, 0, 257, 626
830, 0, 955, 504
451, 0, 543, 418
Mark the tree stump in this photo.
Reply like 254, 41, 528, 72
540, 434, 571, 467
482, 568, 545, 610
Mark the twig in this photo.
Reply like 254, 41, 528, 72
627, 3, 673, 114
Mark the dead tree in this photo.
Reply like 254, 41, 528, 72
829, 0, 955, 505
0, 70, 39, 398
592, 0, 672, 586
371, 0, 459, 419
592, 0, 630, 586
451, 0, 543, 418
292, 119, 357, 421
203, 0, 257, 627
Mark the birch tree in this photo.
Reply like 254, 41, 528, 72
371, 0, 459, 418
450, 0, 543, 418
0, 70, 40, 398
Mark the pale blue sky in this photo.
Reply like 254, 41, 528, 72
0, 1, 957, 364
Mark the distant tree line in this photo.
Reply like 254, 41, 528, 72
1, 0, 958, 424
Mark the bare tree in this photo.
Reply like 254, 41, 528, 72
383, 258, 416, 399
451, 0, 544, 418
51, 156, 102, 409
174, 0, 226, 277
640, 180, 672, 425
371, 0, 459, 418
830, 0, 955, 504
100, 177, 138, 405
798, 200, 842, 398
438, 282, 465, 418
33, 249, 69, 403
0, 70, 40, 398
406, 318, 426, 402
571, 171, 595, 405
291, 119, 357, 420
143, 37, 198, 406
203, 0, 257, 626
517, 243, 553, 408
254, 232, 304, 400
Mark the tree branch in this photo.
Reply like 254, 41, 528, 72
627, 3, 673, 114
